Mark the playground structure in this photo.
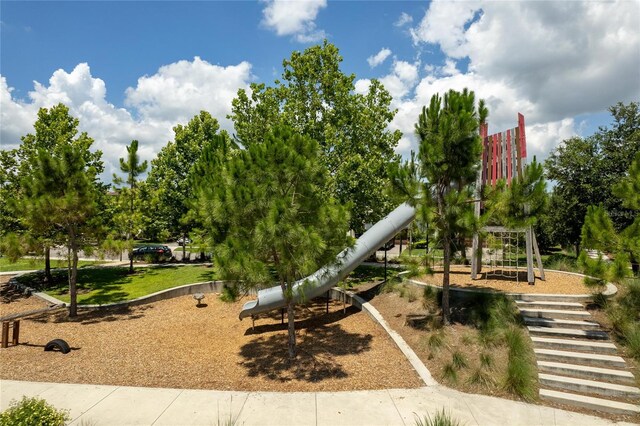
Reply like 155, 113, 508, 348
470, 114, 545, 284
240, 114, 546, 319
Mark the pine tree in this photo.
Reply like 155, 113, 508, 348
113, 140, 148, 273
206, 125, 351, 359
414, 89, 488, 324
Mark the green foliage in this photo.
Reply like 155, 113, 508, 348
414, 409, 461, 426
479, 352, 494, 370
410, 88, 487, 325
230, 41, 400, 232
485, 157, 547, 228
204, 125, 351, 359
451, 351, 468, 370
545, 102, 640, 253
579, 153, 640, 282
145, 111, 229, 241
503, 326, 537, 401
442, 362, 458, 383
220, 284, 240, 303
427, 332, 445, 352
467, 368, 495, 388
0, 396, 70, 426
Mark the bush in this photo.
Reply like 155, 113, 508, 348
503, 326, 537, 401
0, 397, 70, 426
451, 351, 468, 370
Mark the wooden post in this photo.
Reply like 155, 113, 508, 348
1, 322, 9, 349
12, 320, 19, 346
526, 226, 535, 285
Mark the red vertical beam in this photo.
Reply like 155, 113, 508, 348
506, 129, 512, 185
492, 134, 497, 186
518, 113, 527, 159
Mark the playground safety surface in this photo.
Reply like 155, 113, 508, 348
0, 279, 422, 392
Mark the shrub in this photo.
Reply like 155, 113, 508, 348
467, 368, 495, 388
503, 355, 537, 401
479, 352, 494, 370
0, 397, 70, 426
427, 332, 445, 352
414, 408, 461, 426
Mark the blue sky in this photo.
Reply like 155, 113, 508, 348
1, 1, 639, 180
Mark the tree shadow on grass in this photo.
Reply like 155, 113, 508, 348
239, 303, 373, 383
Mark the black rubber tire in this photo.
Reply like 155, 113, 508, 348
44, 339, 71, 354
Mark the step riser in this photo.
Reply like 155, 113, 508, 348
540, 390, 640, 416
519, 310, 591, 320
532, 340, 617, 355
538, 364, 637, 385
516, 302, 584, 311
540, 377, 640, 399
515, 295, 591, 303
527, 327, 610, 340
535, 353, 627, 369
524, 318, 601, 330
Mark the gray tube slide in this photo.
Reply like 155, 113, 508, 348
239, 202, 416, 319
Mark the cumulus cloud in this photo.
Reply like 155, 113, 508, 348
387, 0, 639, 159
379, 60, 420, 101
261, 0, 327, 42
1, 59, 253, 181
367, 48, 392, 68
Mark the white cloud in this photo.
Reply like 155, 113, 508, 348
261, 0, 327, 43
379, 60, 420, 101
387, 0, 639, 160
395, 12, 413, 28
367, 48, 392, 68
1, 59, 253, 181
354, 79, 371, 95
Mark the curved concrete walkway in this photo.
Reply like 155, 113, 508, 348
1, 380, 635, 425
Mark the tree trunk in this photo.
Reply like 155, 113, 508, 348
575, 241, 580, 258
69, 239, 78, 318
182, 232, 187, 262
442, 235, 451, 325
44, 246, 52, 283
287, 298, 296, 360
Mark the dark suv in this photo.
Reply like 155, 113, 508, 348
129, 245, 173, 262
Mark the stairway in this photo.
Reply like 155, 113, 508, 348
516, 294, 640, 416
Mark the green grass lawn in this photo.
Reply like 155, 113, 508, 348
0, 257, 104, 272
31, 264, 218, 305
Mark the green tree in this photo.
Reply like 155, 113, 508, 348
2, 104, 104, 281
145, 111, 225, 251
230, 41, 401, 233
206, 125, 351, 359
113, 140, 148, 273
414, 88, 487, 324
22, 145, 103, 317
546, 102, 640, 255
580, 153, 640, 280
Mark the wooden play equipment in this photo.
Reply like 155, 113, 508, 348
470, 114, 545, 285
0, 304, 66, 348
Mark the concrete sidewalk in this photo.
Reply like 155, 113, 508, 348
1, 380, 634, 426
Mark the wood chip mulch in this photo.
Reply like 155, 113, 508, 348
0, 281, 422, 392
416, 266, 598, 294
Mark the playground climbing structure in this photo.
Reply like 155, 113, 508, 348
470, 114, 545, 284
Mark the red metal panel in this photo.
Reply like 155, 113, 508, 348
518, 113, 527, 158
492, 134, 497, 186
506, 129, 512, 184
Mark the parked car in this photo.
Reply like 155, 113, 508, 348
129, 245, 172, 262
177, 237, 191, 246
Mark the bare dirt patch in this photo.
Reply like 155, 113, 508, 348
0, 287, 422, 392
416, 265, 597, 295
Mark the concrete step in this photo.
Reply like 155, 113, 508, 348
516, 300, 584, 311
538, 361, 637, 385
534, 348, 627, 368
531, 336, 618, 354
524, 317, 601, 330
539, 373, 640, 398
540, 388, 640, 416
519, 308, 592, 320
527, 326, 609, 340
514, 294, 591, 303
